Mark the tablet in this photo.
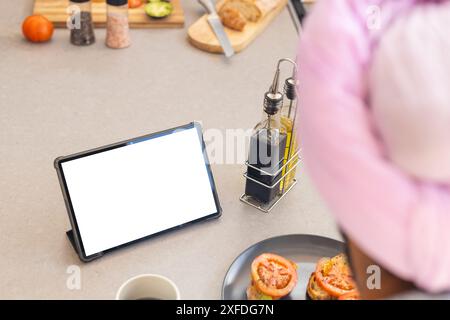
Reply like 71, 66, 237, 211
55, 122, 221, 262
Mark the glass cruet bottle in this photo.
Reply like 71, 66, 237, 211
245, 78, 287, 204
279, 74, 299, 193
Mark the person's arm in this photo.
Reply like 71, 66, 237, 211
297, 0, 450, 292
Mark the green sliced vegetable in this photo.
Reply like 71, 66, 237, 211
145, 2, 173, 18
254, 290, 273, 300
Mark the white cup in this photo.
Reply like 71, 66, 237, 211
116, 274, 180, 300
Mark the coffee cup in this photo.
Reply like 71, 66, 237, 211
116, 274, 180, 300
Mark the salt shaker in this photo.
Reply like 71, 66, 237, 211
106, 0, 131, 49
69, 0, 96, 46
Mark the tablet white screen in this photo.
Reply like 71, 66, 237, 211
61, 127, 218, 256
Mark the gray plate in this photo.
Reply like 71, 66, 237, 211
222, 234, 344, 300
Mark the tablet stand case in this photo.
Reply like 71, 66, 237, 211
66, 230, 103, 262
66, 230, 76, 250
57, 122, 221, 262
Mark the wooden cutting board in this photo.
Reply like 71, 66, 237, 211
188, 0, 288, 54
33, 0, 184, 28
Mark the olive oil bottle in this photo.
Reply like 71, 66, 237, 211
279, 76, 299, 193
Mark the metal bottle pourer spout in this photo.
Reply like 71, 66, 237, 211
284, 77, 298, 101
263, 92, 283, 116
263, 63, 283, 116
263, 58, 298, 116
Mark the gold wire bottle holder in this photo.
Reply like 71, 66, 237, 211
240, 58, 300, 213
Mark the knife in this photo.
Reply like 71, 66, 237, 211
198, 0, 235, 58
289, 0, 307, 26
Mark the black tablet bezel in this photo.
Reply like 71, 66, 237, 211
54, 122, 222, 262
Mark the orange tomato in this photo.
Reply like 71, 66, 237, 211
250, 253, 298, 298
128, 0, 143, 9
22, 15, 54, 43
315, 254, 358, 298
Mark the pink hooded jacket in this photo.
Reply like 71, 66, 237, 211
297, 0, 450, 292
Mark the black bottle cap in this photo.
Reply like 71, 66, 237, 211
107, 0, 128, 5
70, 0, 90, 3
284, 77, 298, 100
263, 92, 283, 115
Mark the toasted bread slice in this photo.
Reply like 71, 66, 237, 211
246, 282, 277, 300
307, 273, 333, 300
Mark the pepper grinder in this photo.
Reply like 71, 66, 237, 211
69, 0, 96, 46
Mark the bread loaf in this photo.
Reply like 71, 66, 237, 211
219, 7, 246, 31
218, 0, 279, 31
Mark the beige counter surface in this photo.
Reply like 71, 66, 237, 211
0, 0, 338, 299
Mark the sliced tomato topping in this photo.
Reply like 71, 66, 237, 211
251, 253, 298, 298
315, 254, 357, 297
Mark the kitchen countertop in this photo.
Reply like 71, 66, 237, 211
0, 0, 338, 299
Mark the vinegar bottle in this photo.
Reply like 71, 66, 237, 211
245, 87, 287, 204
